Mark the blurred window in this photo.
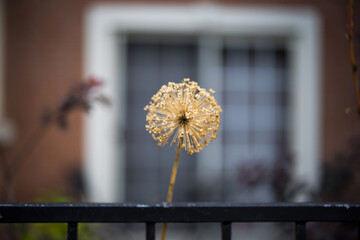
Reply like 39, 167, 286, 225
124, 36, 289, 202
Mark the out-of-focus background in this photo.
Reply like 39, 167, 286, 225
0, 0, 360, 239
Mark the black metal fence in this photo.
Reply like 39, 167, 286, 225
1, 203, 360, 240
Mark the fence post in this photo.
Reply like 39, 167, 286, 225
295, 222, 306, 240
68, 222, 78, 240
221, 222, 231, 240
146, 222, 155, 240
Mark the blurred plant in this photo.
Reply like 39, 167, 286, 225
303, 136, 360, 240
237, 136, 360, 239
237, 141, 306, 202
319, 136, 360, 202
15, 192, 100, 240
0, 77, 109, 202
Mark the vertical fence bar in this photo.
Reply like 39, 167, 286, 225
146, 222, 155, 240
221, 222, 231, 240
295, 222, 306, 240
68, 222, 78, 240
358, 222, 360, 240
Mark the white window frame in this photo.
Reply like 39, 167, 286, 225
84, 3, 322, 202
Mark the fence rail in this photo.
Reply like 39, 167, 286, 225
1, 203, 360, 240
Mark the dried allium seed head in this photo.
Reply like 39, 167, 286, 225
144, 78, 222, 154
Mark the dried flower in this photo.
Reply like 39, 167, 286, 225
144, 78, 222, 154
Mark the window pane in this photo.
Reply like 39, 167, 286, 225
124, 37, 198, 202
222, 44, 289, 202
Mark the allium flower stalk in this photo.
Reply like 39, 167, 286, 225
144, 78, 222, 240
144, 78, 222, 154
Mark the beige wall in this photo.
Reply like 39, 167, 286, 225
3, 0, 359, 201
